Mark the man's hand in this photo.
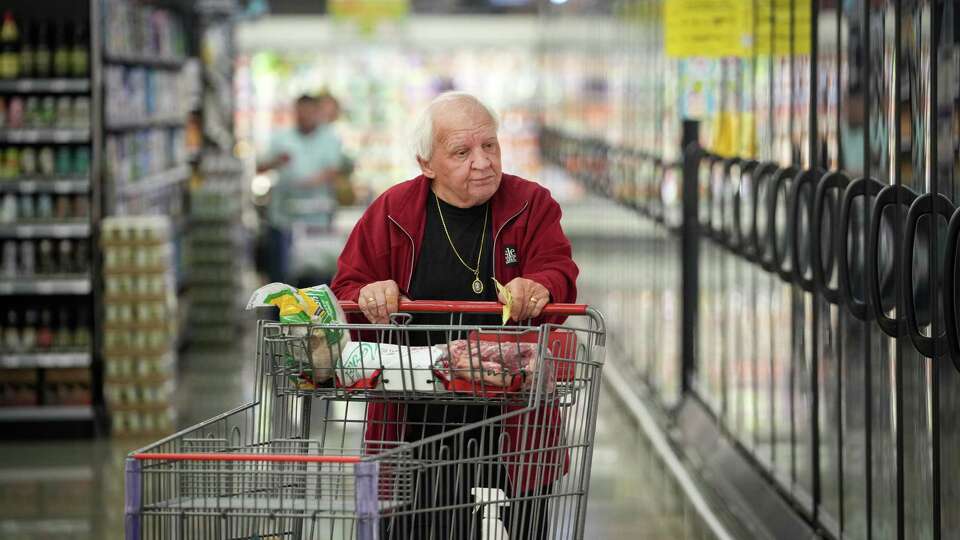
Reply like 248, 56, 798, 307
497, 277, 550, 322
358, 280, 404, 324
302, 168, 339, 187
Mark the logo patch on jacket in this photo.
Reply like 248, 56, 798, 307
504, 246, 519, 266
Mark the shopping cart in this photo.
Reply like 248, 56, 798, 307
125, 300, 605, 540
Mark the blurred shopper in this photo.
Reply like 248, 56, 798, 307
257, 93, 345, 283
331, 92, 578, 540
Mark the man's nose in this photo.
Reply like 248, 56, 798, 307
470, 148, 491, 170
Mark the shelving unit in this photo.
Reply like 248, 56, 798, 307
0, 177, 90, 193
0, 277, 91, 295
0, 129, 90, 144
0, 79, 91, 93
0, 0, 100, 433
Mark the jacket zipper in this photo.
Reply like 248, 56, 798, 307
387, 215, 417, 293
491, 201, 529, 283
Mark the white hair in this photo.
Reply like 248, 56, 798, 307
412, 92, 500, 162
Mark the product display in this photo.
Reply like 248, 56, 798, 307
0, 301, 90, 354
0, 95, 89, 129
0, 194, 89, 221
0, 238, 89, 277
104, 128, 187, 185
100, 216, 177, 436
104, 66, 186, 127
103, 0, 186, 62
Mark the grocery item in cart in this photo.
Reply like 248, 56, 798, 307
246, 282, 348, 386
438, 338, 552, 391
336, 341, 442, 392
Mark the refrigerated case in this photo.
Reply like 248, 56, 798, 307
538, 0, 960, 538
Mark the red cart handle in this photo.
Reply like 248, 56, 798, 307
339, 300, 588, 316
132, 452, 361, 464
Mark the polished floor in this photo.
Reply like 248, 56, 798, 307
0, 195, 694, 539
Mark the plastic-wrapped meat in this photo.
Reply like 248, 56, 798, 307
441, 339, 553, 391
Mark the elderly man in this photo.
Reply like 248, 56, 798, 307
331, 92, 578, 539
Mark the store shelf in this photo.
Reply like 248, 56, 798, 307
0, 79, 91, 94
0, 129, 90, 144
104, 53, 186, 69
0, 277, 92, 295
118, 165, 191, 199
0, 519, 91, 536
0, 405, 94, 422
0, 353, 91, 369
106, 117, 186, 131
0, 177, 90, 194
0, 223, 90, 238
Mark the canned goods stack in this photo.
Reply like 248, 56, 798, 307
100, 216, 177, 436
185, 154, 247, 345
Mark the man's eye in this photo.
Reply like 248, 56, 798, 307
457, 150, 469, 157
483, 143, 494, 150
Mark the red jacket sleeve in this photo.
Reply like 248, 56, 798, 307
330, 204, 391, 303
521, 189, 579, 310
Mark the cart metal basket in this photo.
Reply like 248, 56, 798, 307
126, 301, 605, 540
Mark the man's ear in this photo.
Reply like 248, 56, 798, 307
417, 156, 436, 179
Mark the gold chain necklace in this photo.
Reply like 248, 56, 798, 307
434, 191, 487, 295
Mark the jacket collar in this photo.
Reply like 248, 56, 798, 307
387, 174, 528, 236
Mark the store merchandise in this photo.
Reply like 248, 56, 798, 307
0, 194, 89, 221
100, 216, 177, 436
0, 300, 90, 353
0, 95, 89, 129
104, 129, 187, 184
0, 369, 36, 406
186, 156, 247, 344
0, 10, 20, 80
439, 339, 548, 390
103, 0, 186, 61
104, 66, 187, 127
0, 238, 89, 277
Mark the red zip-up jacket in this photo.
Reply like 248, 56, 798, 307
331, 173, 579, 493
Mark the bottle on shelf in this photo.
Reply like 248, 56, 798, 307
21, 308, 37, 352
1, 240, 15, 277
58, 238, 73, 274
18, 20, 34, 78
34, 21, 51, 78
53, 20, 71, 78
71, 21, 88, 78
0, 10, 20, 80
55, 306, 72, 349
74, 308, 90, 349
4, 308, 20, 352
37, 308, 53, 349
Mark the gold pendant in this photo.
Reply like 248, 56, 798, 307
472, 277, 484, 295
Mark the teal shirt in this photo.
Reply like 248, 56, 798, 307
267, 125, 343, 228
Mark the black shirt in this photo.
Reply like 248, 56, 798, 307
407, 190, 499, 344
404, 191, 501, 442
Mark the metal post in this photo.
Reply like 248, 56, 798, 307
681, 120, 701, 396
124, 458, 142, 540
355, 461, 381, 540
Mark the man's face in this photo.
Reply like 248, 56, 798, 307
295, 101, 320, 133
419, 105, 502, 208
319, 98, 340, 124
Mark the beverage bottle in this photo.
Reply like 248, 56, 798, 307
74, 308, 90, 348
18, 20, 34, 78
4, 308, 21, 352
58, 238, 73, 273
53, 20, 70, 78
55, 306, 72, 349
33, 21, 51, 78
19, 239, 35, 275
21, 308, 37, 352
70, 21, 88, 77
1, 239, 16, 277
0, 10, 20, 79
37, 308, 54, 349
